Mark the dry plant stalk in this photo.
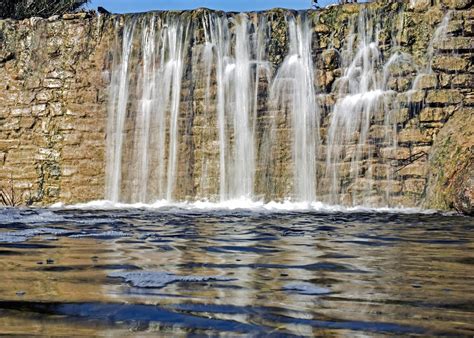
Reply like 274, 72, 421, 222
0, 175, 23, 207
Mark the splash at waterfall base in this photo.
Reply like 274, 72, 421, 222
0, 0, 472, 213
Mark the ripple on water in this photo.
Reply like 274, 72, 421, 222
0, 207, 472, 336
109, 271, 235, 288
283, 282, 332, 295
0, 227, 71, 243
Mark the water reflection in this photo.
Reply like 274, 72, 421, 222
0, 208, 473, 335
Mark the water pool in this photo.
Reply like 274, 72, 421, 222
0, 207, 473, 336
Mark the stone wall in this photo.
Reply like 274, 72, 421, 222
313, 0, 473, 212
0, 0, 472, 212
0, 13, 113, 204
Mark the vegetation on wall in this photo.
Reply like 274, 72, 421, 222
0, 0, 90, 20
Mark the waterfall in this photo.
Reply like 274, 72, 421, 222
200, 13, 267, 201
105, 14, 191, 202
411, 11, 451, 91
324, 9, 394, 206
270, 14, 320, 201
104, 4, 446, 207
106, 20, 135, 203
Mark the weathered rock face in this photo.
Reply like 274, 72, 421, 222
0, 0, 472, 212
425, 107, 473, 214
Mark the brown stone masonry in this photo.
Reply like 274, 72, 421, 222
0, 0, 472, 212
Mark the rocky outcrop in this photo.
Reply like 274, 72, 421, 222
425, 107, 473, 214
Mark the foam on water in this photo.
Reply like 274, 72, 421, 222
69, 231, 130, 239
56, 198, 438, 214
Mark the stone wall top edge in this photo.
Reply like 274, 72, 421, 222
0, 0, 427, 25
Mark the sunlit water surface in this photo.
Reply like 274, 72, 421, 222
0, 205, 473, 336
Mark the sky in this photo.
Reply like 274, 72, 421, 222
86, 0, 342, 13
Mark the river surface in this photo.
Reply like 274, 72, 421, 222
0, 206, 473, 336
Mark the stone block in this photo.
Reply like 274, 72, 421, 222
410, 0, 431, 11
419, 107, 449, 122
399, 90, 425, 104
49, 102, 63, 116
439, 74, 474, 88
426, 90, 463, 105
43, 78, 63, 88
315, 24, 330, 34
403, 179, 426, 194
16, 92, 36, 105
46, 186, 60, 197
11, 107, 31, 117
441, 0, 472, 9
64, 103, 102, 117
25, 77, 41, 89
32, 104, 47, 116
76, 118, 106, 132
375, 180, 402, 194
463, 92, 474, 106
348, 178, 376, 193
413, 74, 437, 90
370, 125, 394, 141
62, 12, 89, 20
35, 91, 53, 103
394, 108, 410, 124
464, 19, 474, 35
380, 147, 410, 160
434, 37, 473, 51
398, 129, 432, 144
432, 55, 469, 72
62, 165, 78, 177
389, 194, 420, 207
0, 119, 20, 131
370, 164, 391, 179
62, 146, 88, 160
321, 49, 337, 68
20, 117, 35, 129
4, 147, 37, 163
62, 133, 82, 145
0, 106, 8, 119
398, 162, 428, 177
35, 148, 60, 161
78, 161, 103, 176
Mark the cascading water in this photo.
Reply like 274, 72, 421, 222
104, 4, 449, 207
106, 14, 191, 203
411, 11, 451, 91
270, 14, 320, 201
323, 9, 401, 206
106, 20, 135, 203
